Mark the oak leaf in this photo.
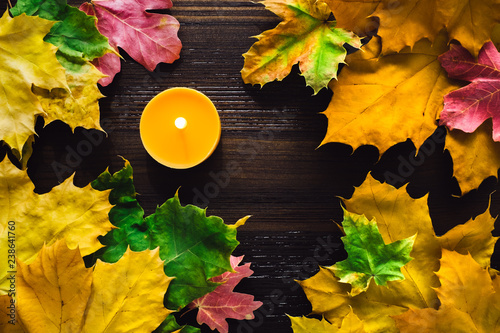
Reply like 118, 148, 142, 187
298, 175, 498, 332
0, 157, 113, 295
241, 0, 362, 94
0, 12, 68, 160
393, 249, 500, 333
189, 256, 263, 333
330, 210, 415, 296
444, 121, 500, 195
14, 240, 172, 333
88, 160, 249, 310
10, 0, 113, 71
80, 0, 182, 85
289, 308, 366, 333
320, 32, 459, 156
439, 42, 500, 142
326, 0, 500, 56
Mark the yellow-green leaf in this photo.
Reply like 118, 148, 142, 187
0, 158, 113, 294
0, 11, 68, 160
33, 62, 105, 132
241, 0, 361, 94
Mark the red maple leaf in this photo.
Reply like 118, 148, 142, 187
189, 256, 263, 333
439, 41, 500, 141
80, 0, 181, 86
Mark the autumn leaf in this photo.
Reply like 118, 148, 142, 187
393, 249, 500, 332
13, 240, 172, 333
88, 160, 249, 310
241, 0, 362, 94
188, 256, 263, 333
80, 0, 181, 85
0, 12, 68, 160
298, 175, 498, 332
289, 308, 366, 333
444, 121, 500, 195
438, 42, 500, 143
324, 0, 379, 37
0, 295, 26, 332
326, 0, 500, 56
320, 32, 459, 157
153, 315, 201, 333
330, 210, 415, 296
0, 157, 113, 295
79, 3, 121, 86
33, 61, 105, 133
10, 0, 113, 72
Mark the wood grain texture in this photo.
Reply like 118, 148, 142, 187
2, 0, 500, 332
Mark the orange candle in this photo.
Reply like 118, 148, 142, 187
140, 87, 221, 169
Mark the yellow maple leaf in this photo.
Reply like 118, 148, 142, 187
324, 0, 379, 37
326, 0, 500, 56
0, 158, 113, 294
320, 32, 459, 156
298, 175, 498, 332
0, 11, 68, 161
4, 240, 172, 333
444, 121, 500, 195
33, 61, 106, 132
393, 249, 500, 332
289, 307, 366, 332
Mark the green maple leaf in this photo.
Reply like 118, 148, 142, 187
11, 0, 113, 72
154, 314, 201, 333
330, 209, 415, 296
89, 159, 248, 310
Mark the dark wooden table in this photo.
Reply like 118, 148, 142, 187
3, 1, 500, 332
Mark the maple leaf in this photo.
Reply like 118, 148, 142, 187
393, 249, 500, 332
324, 0, 379, 37
10, 0, 113, 72
88, 160, 249, 310
188, 256, 263, 333
330, 210, 415, 296
153, 315, 201, 333
0, 12, 68, 160
297, 175, 498, 332
80, 0, 181, 85
0, 157, 113, 295
289, 308, 366, 332
33, 61, 105, 132
12, 240, 172, 333
327, 0, 500, 57
439, 42, 500, 142
444, 121, 500, 195
320, 32, 459, 156
241, 0, 362, 94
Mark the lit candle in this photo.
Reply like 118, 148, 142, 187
140, 87, 221, 169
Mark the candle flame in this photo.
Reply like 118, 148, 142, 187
175, 117, 187, 130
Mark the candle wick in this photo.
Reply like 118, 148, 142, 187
175, 117, 187, 130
